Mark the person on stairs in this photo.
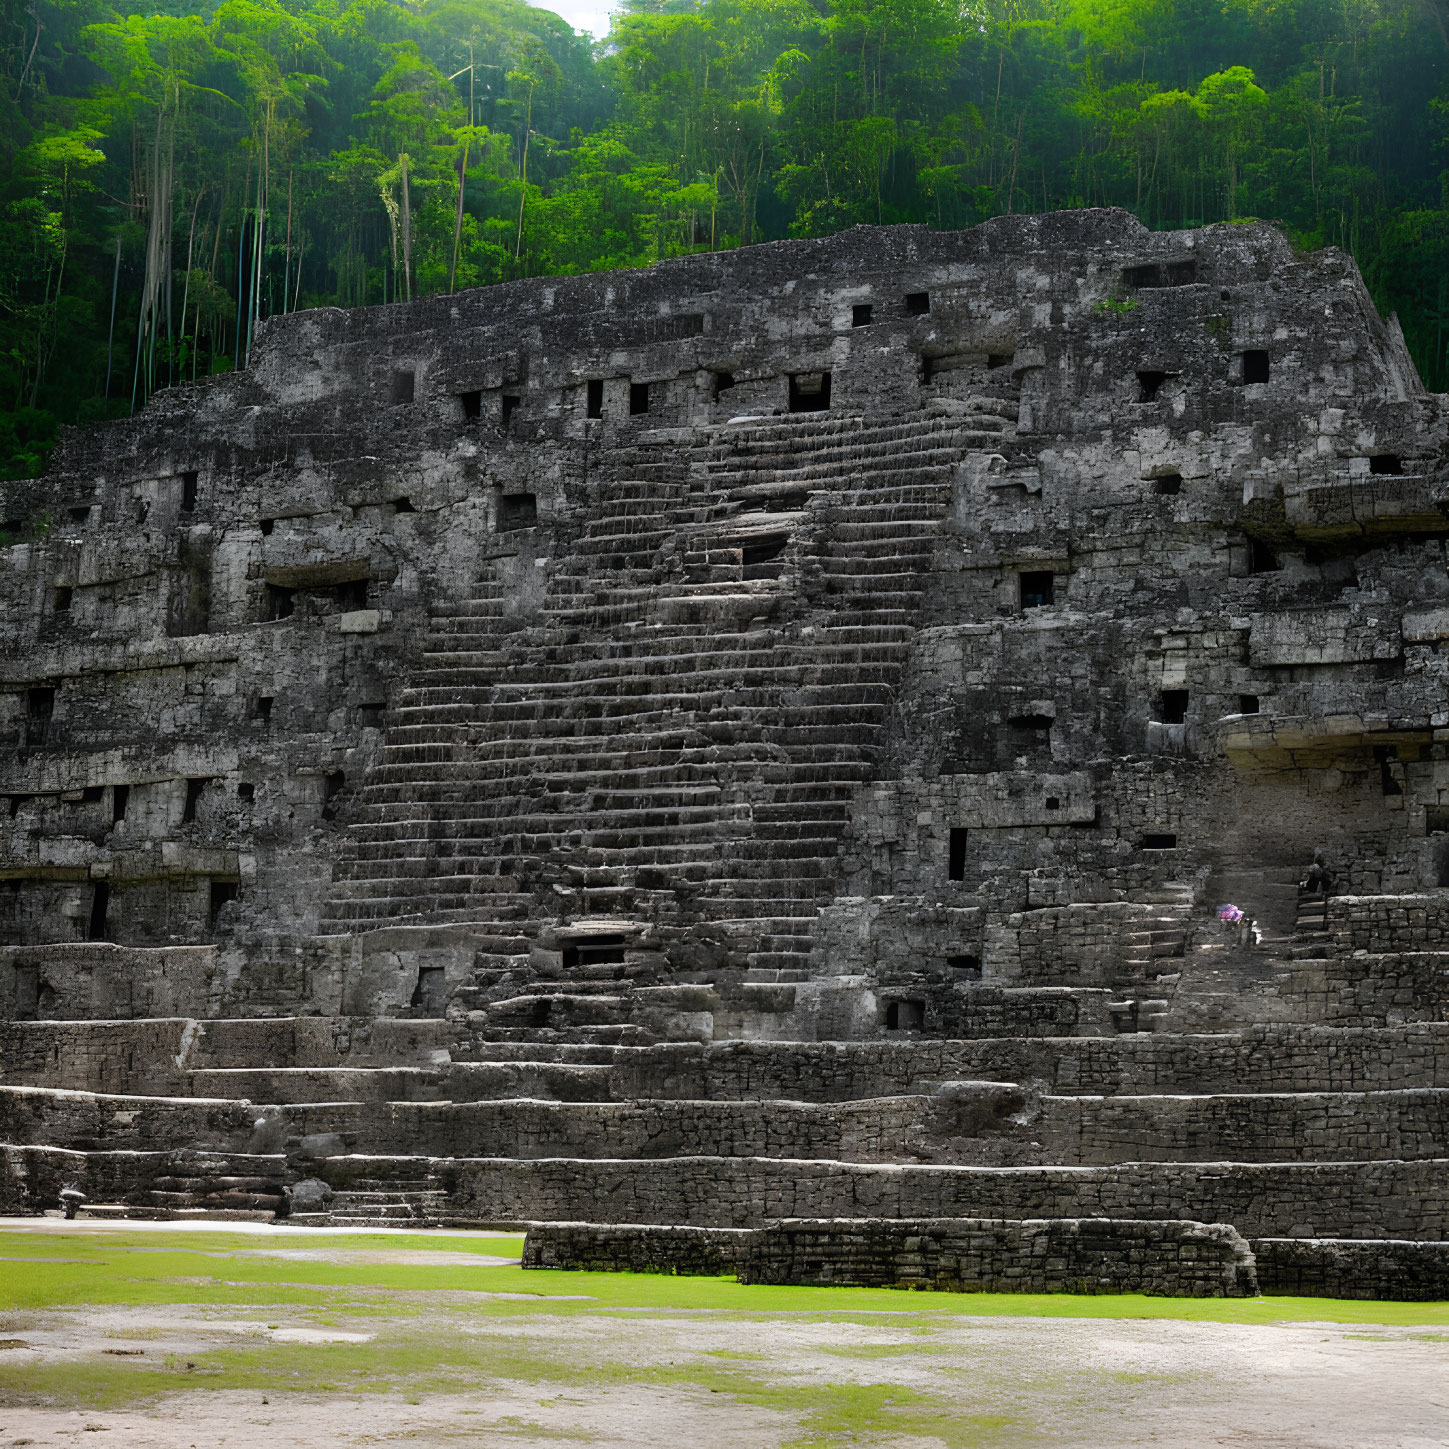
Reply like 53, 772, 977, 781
1301, 854, 1336, 899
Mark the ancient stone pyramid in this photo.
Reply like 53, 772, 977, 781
3, 210, 1446, 1297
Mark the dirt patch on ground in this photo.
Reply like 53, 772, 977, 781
0, 1222, 1445, 1447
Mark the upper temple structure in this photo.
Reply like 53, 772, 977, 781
3, 210, 1448, 1297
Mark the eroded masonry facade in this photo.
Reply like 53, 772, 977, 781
3, 211, 1448, 1296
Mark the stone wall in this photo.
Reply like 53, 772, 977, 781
1253, 1237, 1449, 1301
422, 1156, 1449, 1238
522, 1217, 1258, 1297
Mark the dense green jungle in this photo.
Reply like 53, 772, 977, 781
2, 0, 1448, 482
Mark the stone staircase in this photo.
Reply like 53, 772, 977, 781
320, 405, 1007, 994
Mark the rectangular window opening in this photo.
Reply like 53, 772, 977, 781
180, 471, 198, 512
410, 964, 447, 1014
111, 784, 129, 824
390, 369, 415, 405
1137, 370, 1170, 403
885, 999, 926, 1030
1241, 350, 1270, 384
1008, 713, 1054, 735
255, 695, 274, 722
182, 777, 208, 824
69, 505, 91, 525
947, 953, 982, 979
1373, 744, 1403, 798
53, 586, 72, 613
87, 881, 109, 942
260, 517, 275, 536
80, 786, 103, 804
629, 381, 651, 415
1018, 570, 1055, 609
237, 782, 255, 801
26, 687, 55, 721
1152, 473, 1183, 496
904, 291, 931, 316
852, 303, 874, 327
336, 578, 369, 611
501, 393, 521, 425
458, 389, 482, 423
265, 584, 295, 621
562, 935, 629, 972
209, 880, 238, 928
987, 353, 1014, 370
586, 379, 605, 418
1158, 689, 1189, 725
948, 827, 968, 882
1370, 454, 1403, 476
359, 701, 385, 728
1238, 694, 1260, 715
1248, 538, 1280, 574
712, 371, 735, 399
498, 492, 538, 532
1141, 832, 1177, 850
788, 371, 831, 413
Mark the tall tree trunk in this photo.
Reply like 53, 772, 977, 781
400, 151, 413, 302
282, 168, 293, 313
104, 230, 122, 399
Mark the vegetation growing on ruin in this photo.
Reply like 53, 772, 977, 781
4, 0, 1449, 478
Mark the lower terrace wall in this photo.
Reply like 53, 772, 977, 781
420, 1156, 1449, 1238
1253, 1237, 1449, 1300
522, 1218, 1259, 1297
739, 1217, 1257, 1297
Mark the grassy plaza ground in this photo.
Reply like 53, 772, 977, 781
0, 1218, 1445, 1448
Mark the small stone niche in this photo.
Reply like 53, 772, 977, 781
390, 369, 416, 405
87, 881, 109, 942
1369, 454, 1403, 475
209, 880, 238, 927
1152, 473, 1183, 496
1136, 370, 1170, 403
740, 534, 789, 580
265, 584, 295, 621
884, 999, 926, 1030
948, 827, 968, 881
410, 965, 447, 1014
712, 371, 735, 399
852, 303, 873, 327
562, 934, 629, 972
788, 371, 831, 413
1141, 832, 1177, 850
458, 389, 482, 423
69, 504, 91, 525
53, 586, 72, 613
497, 493, 538, 531
947, 954, 982, 980
1121, 260, 1197, 288
904, 291, 931, 316
586, 379, 604, 418
1238, 694, 1260, 715
629, 382, 651, 415
180, 471, 198, 512
182, 777, 209, 824
111, 784, 129, 823
1018, 570, 1054, 609
1240, 350, 1270, 384
1157, 689, 1188, 724
26, 687, 54, 720
501, 394, 520, 426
